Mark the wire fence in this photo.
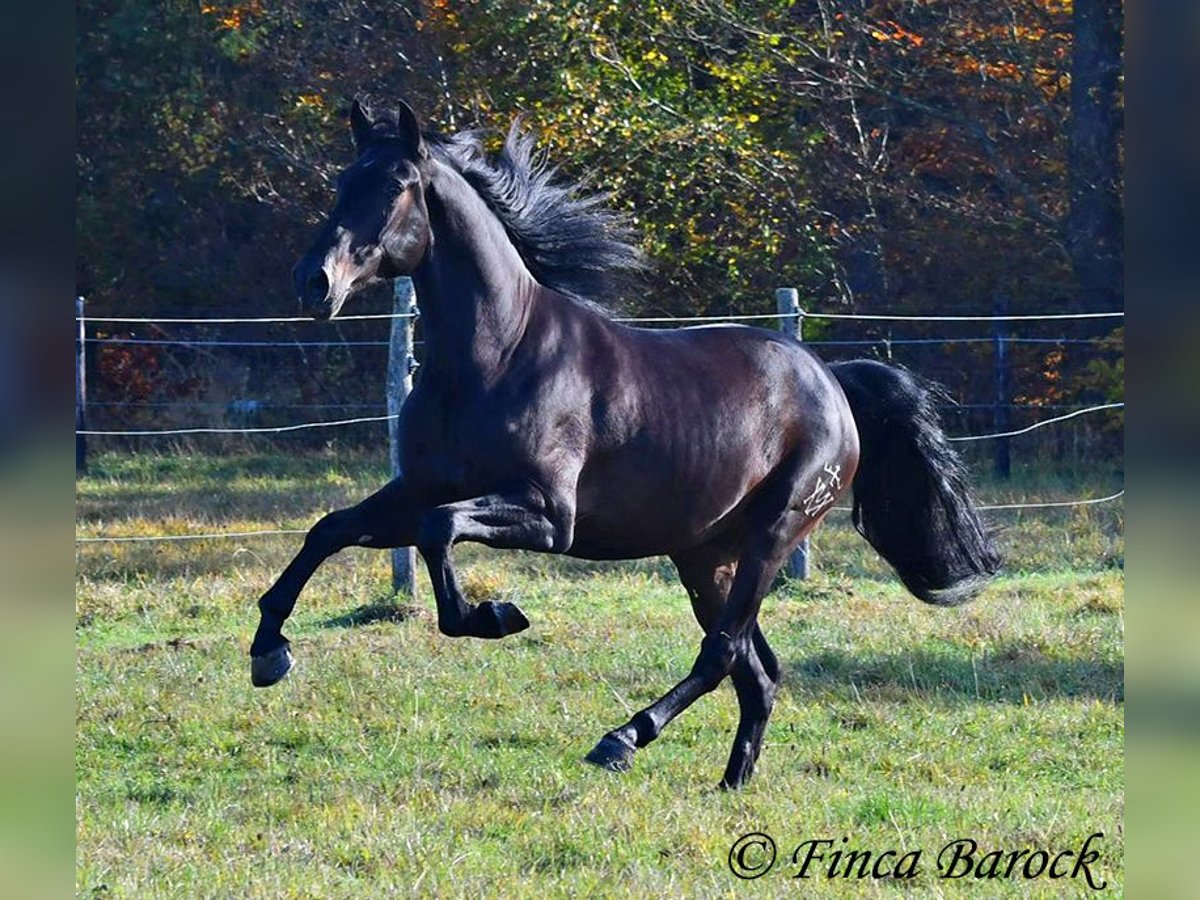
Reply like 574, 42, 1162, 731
76, 488, 1127, 545
78, 412, 398, 437
85, 335, 1107, 350
77, 309, 1123, 325
75, 301, 1124, 545
76, 305, 1124, 440
76, 401, 1123, 440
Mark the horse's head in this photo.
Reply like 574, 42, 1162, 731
293, 98, 432, 319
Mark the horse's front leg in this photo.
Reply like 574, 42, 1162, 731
249, 477, 422, 686
416, 484, 574, 639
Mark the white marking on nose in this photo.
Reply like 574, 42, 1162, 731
358, 534, 373, 544
322, 229, 358, 292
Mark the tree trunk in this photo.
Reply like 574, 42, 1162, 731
1067, 0, 1124, 310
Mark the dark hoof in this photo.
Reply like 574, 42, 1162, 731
471, 600, 530, 639
250, 644, 294, 687
584, 733, 636, 773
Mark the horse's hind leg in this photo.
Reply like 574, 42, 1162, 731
249, 477, 422, 687
586, 462, 808, 786
674, 547, 782, 788
584, 439, 850, 787
724, 629, 781, 787
583, 538, 789, 785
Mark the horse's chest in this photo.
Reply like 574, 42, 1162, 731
396, 387, 526, 496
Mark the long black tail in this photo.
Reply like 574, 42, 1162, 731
830, 360, 1001, 606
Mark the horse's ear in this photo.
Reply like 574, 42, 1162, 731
350, 97, 375, 153
394, 100, 426, 159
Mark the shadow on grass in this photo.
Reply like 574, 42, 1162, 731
784, 644, 1123, 704
319, 601, 420, 629
454, 546, 680, 582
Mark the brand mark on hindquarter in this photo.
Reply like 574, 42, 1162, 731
803, 463, 843, 516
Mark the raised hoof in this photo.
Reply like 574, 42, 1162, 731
471, 600, 530, 639
584, 733, 637, 773
250, 644, 295, 687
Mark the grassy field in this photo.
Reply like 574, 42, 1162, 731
76, 452, 1123, 897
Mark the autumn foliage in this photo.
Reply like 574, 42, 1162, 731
76, 0, 1122, 447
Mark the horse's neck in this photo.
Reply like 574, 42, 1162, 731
412, 162, 537, 375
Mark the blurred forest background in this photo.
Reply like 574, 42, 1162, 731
75, 0, 1123, 465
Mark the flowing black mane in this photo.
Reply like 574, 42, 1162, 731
421, 126, 645, 305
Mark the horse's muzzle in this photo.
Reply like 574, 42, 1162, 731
297, 268, 331, 316
298, 272, 350, 321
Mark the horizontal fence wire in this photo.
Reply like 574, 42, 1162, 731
89, 400, 390, 410
807, 337, 1113, 347
84, 399, 1107, 412
827, 489, 1125, 515
974, 490, 1125, 511
614, 312, 790, 323
84, 335, 1115, 349
88, 337, 395, 348
77, 413, 398, 437
77, 312, 417, 324
77, 309, 1124, 326
946, 402, 1123, 442
77, 400, 1122, 438
75, 528, 310, 544
74, 490, 1125, 544
805, 311, 1123, 323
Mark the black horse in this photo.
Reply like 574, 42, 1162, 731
250, 99, 999, 789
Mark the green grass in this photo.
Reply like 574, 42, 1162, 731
76, 452, 1123, 896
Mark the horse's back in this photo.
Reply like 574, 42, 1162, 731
567, 317, 852, 558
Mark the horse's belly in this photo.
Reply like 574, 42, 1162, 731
567, 518, 692, 560
569, 459, 760, 560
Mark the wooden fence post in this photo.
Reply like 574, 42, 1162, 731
776, 287, 810, 579
388, 278, 418, 598
76, 295, 88, 477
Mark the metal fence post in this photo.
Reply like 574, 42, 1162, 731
76, 296, 88, 476
993, 294, 1012, 480
776, 287, 810, 579
388, 278, 417, 598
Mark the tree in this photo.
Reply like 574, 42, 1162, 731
1067, 0, 1123, 311
75, 0, 1122, 441
420, 0, 831, 315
